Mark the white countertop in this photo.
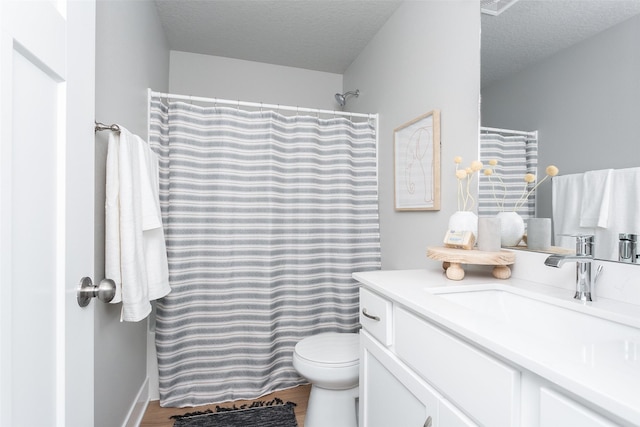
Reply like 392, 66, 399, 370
353, 268, 640, 426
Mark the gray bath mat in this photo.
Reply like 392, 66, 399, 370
171, 399, 298, 427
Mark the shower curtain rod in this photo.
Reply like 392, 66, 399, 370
481, 126, 537, 138
148, 89, 377, 120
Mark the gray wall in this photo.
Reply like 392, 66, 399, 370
481, 14, 640, 219
94, 1, 169, 426
344, 0, 482, 269
169, 51, 343, 110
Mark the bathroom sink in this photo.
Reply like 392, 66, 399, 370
427, 285, 640, 363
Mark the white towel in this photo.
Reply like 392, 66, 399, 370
593, 167, 640, 260
579, 169, 613, 228
552, 173, 592, 250
105, 132, 122, 303
105, 127, 171, 322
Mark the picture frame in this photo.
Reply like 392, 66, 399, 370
393, 110, 441, 211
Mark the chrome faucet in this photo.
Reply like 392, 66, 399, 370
544, 235, 602, 302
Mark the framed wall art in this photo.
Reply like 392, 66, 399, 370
393, 110, 441, 211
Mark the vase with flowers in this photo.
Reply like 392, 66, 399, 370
448, 156, 483, 238
483, 161, 559, 246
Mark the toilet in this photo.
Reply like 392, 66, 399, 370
293, 332, 360, 427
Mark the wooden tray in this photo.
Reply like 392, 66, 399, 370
426, 246, 516, 281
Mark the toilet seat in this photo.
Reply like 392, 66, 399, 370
294, 332, 359, 367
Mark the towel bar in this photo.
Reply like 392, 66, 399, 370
94, 121, 120, 132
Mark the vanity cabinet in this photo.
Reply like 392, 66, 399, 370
359, 288, 476, 427
357, 275, 629, 427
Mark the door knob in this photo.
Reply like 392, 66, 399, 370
77, 277, 116, 307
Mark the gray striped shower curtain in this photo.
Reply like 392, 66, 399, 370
478, 132, 538, 219
148, 96, 380, 407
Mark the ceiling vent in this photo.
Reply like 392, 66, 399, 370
481, 0, 520, 16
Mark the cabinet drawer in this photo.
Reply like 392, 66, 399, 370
539, 388, 617, 427
359, 287, 392, 346
395, 307, 520, 427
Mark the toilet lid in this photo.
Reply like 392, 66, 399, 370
295, 332, 359, 365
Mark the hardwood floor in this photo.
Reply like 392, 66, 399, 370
140, 384, 311, 427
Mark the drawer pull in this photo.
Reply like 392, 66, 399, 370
362, 308, 380, 321
424, 415, 433, 427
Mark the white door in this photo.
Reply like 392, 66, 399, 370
0, 1, 95, 426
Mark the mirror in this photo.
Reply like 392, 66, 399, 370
480, 0, 640, 263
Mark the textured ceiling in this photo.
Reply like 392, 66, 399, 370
154, 1, 640, 81
482, 0, 640, 87
154, 0, 403, 74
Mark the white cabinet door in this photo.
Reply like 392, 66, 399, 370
439, 398, 478, 427
364, 349, 432, 427
539, 388, 618, 427
361, 331, 438, 427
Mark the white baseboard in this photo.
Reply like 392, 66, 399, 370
124, 377, 150, 427
147, 330, 160, 400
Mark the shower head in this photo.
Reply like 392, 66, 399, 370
335, 90, 360, 107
